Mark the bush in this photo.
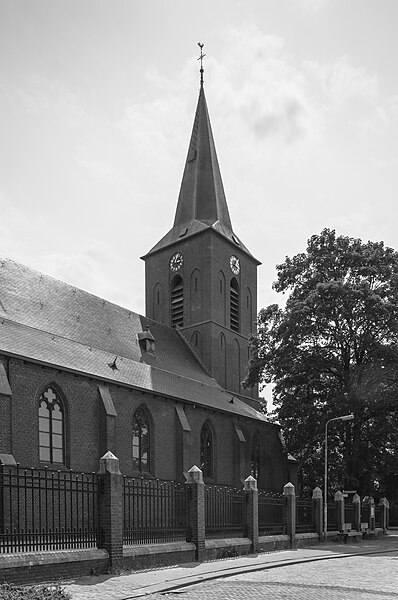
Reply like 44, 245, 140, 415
0, 583, 70, 600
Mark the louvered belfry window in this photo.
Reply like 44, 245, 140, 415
171, 275, 184, 327
230, 278, 240, 332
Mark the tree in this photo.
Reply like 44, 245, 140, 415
244, 228, 398, 498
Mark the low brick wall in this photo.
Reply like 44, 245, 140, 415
204, 538, 252, 561
122, 542, 196, 571
258, 534, 290, 552
295, 532, 319, 548
0, 549, 108, 585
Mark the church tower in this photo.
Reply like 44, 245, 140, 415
142, 54, 260, 402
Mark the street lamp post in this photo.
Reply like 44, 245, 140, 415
323, 414, 354, 541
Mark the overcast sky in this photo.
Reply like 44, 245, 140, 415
1, 0, 397, 317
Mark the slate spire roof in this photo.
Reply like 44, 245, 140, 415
143, 84, 256, 260
173, 85, 232, 231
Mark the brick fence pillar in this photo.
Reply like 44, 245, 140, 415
379, 497, 389, 533
98, 451, 123, 567
185, 465, 205, 561
244, 475, 258, 553
283, 482, 296, 548
312, 486, 323, 539
363, 496, 376, 531
352, 493, 361, 531
334, 490, 344, 531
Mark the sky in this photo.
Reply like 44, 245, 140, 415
1, 0, 398, 318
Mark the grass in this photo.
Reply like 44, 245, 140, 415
0, 583, 70, 600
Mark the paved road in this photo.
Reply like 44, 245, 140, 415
66, 535, 398, 599
150, 549, 398, 600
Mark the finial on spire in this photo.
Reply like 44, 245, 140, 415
197, 42, 206, 87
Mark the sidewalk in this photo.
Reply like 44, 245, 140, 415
65, 534, 398, 600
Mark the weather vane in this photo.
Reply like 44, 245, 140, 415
197, 42, 206, 87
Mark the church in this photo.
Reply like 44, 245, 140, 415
0, 66, 294, 491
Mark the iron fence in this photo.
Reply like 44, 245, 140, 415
123, 477, 187, 544
205, 485, 244, 538
327, 502, 337, 531
345, 502, 356, 528
258, 491, 285, 535
296, 499, 315, 533
375, 505, 382, 528
0, 464, 99, 553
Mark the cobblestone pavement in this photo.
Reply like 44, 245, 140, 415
65, 535, 398, 599
152, 551, 398, 600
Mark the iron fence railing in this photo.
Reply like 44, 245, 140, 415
327, 502, 337, 531
345, 502, 356, 527
0, 464, 99, 553
123, 477, 187, 545
205, 485, 244, 538
375, 505, 382, 528
296, 499, 315, 533
258, 492, 285, 535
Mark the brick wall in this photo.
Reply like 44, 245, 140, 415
143, 229, 259, 398
2, 357, 287, 490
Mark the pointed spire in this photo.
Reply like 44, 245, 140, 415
143, 50, 257, 261
173, 85, 233, 231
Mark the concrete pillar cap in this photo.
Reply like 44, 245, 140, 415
334, 490, 343, 501
312, 486, 322, 499
244, 475, 258, 491
283, 482, 295, 496
379, 497, 390, 508
352, 493, 361, 503
99, 451, 121, 474
362, 495, 375, 505
185, 465, 204, 484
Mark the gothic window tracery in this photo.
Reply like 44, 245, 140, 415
251, 435, 261, 482
132, 407, 151, 473
38, 386, 65, 464
200, 422, 214, 480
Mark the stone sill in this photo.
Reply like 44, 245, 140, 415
124, 541, 195, 557
205, 538, 251, 550
0, 548, 108, 568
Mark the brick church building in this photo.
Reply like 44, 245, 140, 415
0, 73, 294, 490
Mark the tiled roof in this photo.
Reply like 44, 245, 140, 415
0, 258, 267, 422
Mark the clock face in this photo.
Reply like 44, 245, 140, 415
230, 255, 240, 275
170, 252, 184, 272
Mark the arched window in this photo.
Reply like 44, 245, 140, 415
191, 330, 201, 349
190, 269, 202, 323
219, 332, 227, 388
38, 386, 65, 464
153, 282, 163, 322
200, 422, 214, 480
218, 270, 226, 325
244, 287, 252, 334
230, 278, 240, 332
171, 275, 184, 327
251, 436, 261, 481
132, 408, 150, 473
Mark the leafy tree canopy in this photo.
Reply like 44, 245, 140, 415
244, 228, 398, 499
